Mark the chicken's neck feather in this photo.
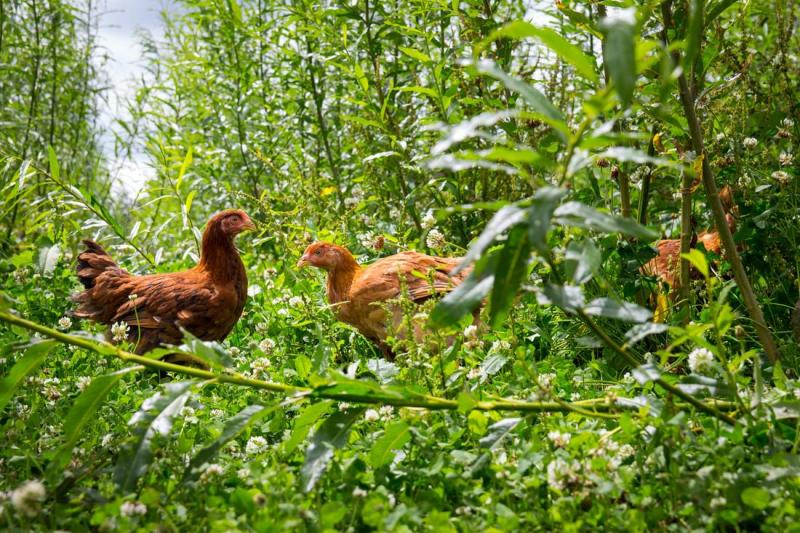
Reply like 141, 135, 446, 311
326, 255, 361, 305
197, 229, 245, 283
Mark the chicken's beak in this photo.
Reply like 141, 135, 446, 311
241, 216, 257, 232
296, 254, 310, 269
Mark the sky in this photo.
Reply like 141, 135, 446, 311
95, 0, 172, 196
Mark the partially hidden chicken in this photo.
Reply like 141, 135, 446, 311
72, 209, 255, 365
642, 186, 737, 295
297, 242, 473, 357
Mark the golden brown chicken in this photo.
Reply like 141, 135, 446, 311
297, 242, 472, 357
72, 209, 255, 363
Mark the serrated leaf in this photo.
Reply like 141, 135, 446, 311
177, 329, 234, 369
184, 404, 274, 482
453, 205, 526, 275
114, 381, 194, 492
585, 298, 652, 323
0, 340, 57, 412
631, 364, 662, 384
52, 367, 140, 471
302, 408, 364, 492
369, 421, 410, 468
624, 322, 668, 346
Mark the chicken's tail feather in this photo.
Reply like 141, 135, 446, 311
76, 239, 118, 289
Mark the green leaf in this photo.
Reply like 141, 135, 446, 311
490, 226, 531, 329
114, 381, 194, 492
176, 146, 192, 192
302, 408, 364, 492
537, 283, 584, 313
600, 9, 637, 108
685, 0, 704, 76
395, 85, 438, 99
554, 201, 657, 240
565, 239, 601, 284
584, 298, 652, 323
706, 0, 737, 25
177, 330, 234, 369
369, 421, 410, 468
430, 250, 498, 327
740, 487, 770, 510
354, 62, 369, 92
457, 391, 478, 413
283, 400, 333, 454
473, 59, 568, 139
184, 404, 274, 482
682, 249, 709, 279
38, 244, 61, 276
467, 410, 488, 436
453, 205, 526, 275
0, 340, 57, 412
479, 21, 597, 83
47, 146, 60, 181
479, 353, 508, 379
52, 367, 140, 471
624, 322, 669, 346
528, 187, 567, 253
399, 46, 432, 63
295, 354, 312, 380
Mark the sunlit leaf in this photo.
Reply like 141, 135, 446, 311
302, 408, 364, 492
0, 340, 57, 412
585, 298, 652, 323
599, 9, 637, 108
490, 226, 531, 328
369, 420, 410, 468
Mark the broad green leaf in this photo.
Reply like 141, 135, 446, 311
479, 353, 508, 380
453, 205, 526, 275
431, 110, 517, 155
631, 363, 662, 384
399, 47, 431, 63
565, 239, 601, 284
528, 187, 567, 253
554, 201, 657, 240
467, 410, 488, 436
600, 9, 637, 108
369, 421, 410, 468
114, 381, 194, 492
38, 244, 61, 276
740, 487, 770, 510
584, 298, 652, 323
480, 21, 598, 83
537, 283, 584, 313
177, 329, 234, 369
490, 226, 531, 329
0, 340, 57, 412
302, 408, 364, 492
283, 400, 333, 454
184, 404, 274, 482
52, 367, 140, 471
682, 249, 709, 279
430, 251, 498, 327
478, 417, 521, 449
624, 322, 668, 346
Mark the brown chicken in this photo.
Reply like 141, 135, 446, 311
643, 186, 737, 295
296, 242, 472, 357
72, 209, 255, 364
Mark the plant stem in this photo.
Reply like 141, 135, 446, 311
0, 310, 734, 418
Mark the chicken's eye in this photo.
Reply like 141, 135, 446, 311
314, 250, 322, 256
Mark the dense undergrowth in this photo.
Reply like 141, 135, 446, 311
1, 0, 799, 531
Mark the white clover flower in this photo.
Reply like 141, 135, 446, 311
537, 372, 557, 389
570, 392, 581, 401
618, 444, 635, 459
546, 458, 578, 491
771, 170, 791, 185
742, 137, 758, 149
464, 325, 478, 340
547, 430, 571, 448
210, 409, 225, 418
237, 467, 251, 480
688, 347, 715, 375
101, 433, 113, 447
120, 501, 147, 517
783, 118, 795, 128
455, 506, 473, 516
245, 436, 268, 455
710, 496, 727, 509
258, 338, 276, 354
715, 132, 726, 142
421, 209, 436, 230
251, 357, 271, 377
358, 232, 375, 249
338, 402, 351, 410
489, 340, 511, 354
426, 228, 445, 249
76, 376, 91, 392
128, 293, 139, 301
228, 346, 241, 357
58, 317, 72, 330
288, 296, 303, 307
379, 405, 394, 420
779, 152, 793, 166
364, 409, 380, 422
200, 463, 224, 483
467, 367, 481, 380
111, 322, 129, 343
352, 487, 368, 498
11, 480, 45, 517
